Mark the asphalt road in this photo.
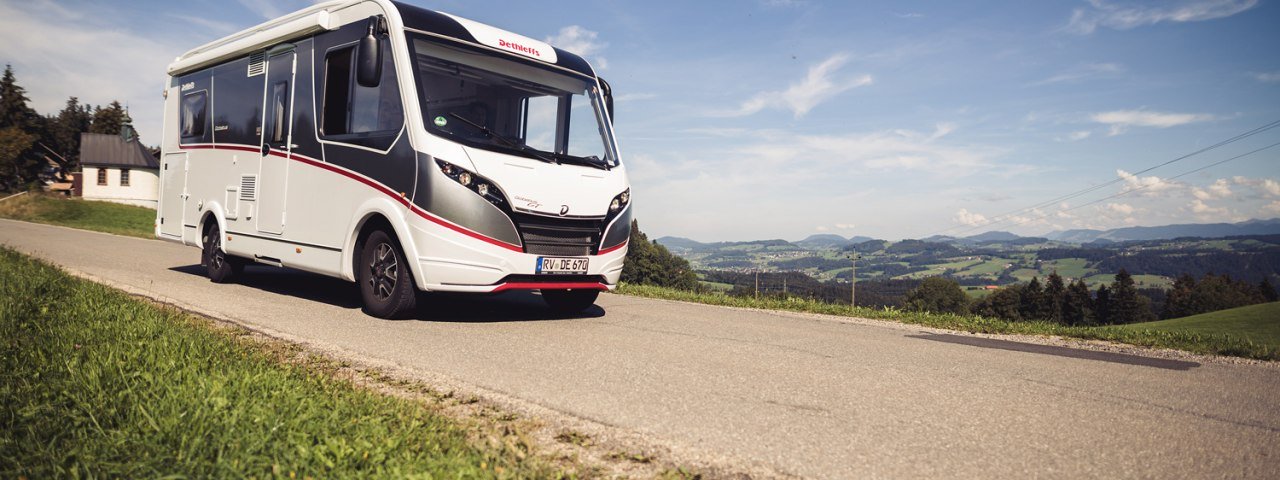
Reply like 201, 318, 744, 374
3, 219, 1278, 478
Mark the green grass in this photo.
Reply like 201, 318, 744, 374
0, 247, 561, 478
1043, 258, 1091, 280
614, 283, 1280, 361
1107, 303, 1280, 345
0, 193, 154, 238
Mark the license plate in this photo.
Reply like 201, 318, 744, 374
536, 256, 589, 274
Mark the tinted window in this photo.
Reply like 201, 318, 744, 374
181, 91, 207, 139
322, 39, 402, 138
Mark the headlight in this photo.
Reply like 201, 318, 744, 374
436, 159, 506, 208
608, 188, 630, 215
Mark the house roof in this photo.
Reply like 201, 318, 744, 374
79, 133, 159, 169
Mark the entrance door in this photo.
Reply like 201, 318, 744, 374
257, 50, 296, 235
158, 152, 187, 239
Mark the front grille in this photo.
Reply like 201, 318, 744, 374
511, 212, 603, 256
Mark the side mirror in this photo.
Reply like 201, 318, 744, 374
598, 77, 614, 124
356, 17, 383, 88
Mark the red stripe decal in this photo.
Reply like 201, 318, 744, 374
598, 240, 628, 255
178, 143, 523, 252
490, 282, 609, 293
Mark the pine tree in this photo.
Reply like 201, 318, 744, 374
1044, 271, 1066, 324
1019, 276, 1046, 321
50, 96, 92, 167
90, 101, 132, 138
1107, 269, 1153, 324
1061, 279, 1094, 326
1162, 273, 1197, 319
1094, 284, 1111, 325
974, 284, 1022, 321
0, 65, 39, 130
1259, 278, 1279, 303
0, 65, 42, 190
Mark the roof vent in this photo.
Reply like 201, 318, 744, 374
240, 175, 257, 200
247, 52, 266, 77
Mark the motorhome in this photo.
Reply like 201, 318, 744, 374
157, 0, 630, 318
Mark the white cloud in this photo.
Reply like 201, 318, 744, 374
835, 223, 856, 229
1066, 0, 1259, 35
1032, 62, 1124, 86
1105, 202, 1135, 215
0, 1, 187, 144
237, 0, 286, 20
727, 54, 873, 118
1091, 109, 1216, 135
1191, 178, 1233, 200
761, 0, 808, 7
613, 93, 657, 103
1190, 198, 1228, 216
953, 208, 988, 226
1253, 72, 1280, 83
1069, 130, 1092, 141
546, 25, 609, 70
1117, 169, 1183, 197
1263, 201, 1280, 216
1231, 176, 1280, 197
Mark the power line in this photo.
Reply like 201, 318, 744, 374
982, 140, 1280, 232
931, 118, 1280, 237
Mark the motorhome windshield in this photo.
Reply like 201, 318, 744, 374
408, 35, 616, 168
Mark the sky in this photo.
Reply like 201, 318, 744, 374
2, 0, 1278, 241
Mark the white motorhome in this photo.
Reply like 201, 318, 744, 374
157, 0, 630, 318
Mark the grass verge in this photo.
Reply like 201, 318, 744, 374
1106, 302, 1280, 345
0, 246, 561, 478
0, 193, 154, 238
614, 283, 1279, 361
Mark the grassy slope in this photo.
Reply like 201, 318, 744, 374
0, 194, 154, 238
616, 283, 1279, 361
1107, 303, 1280, 345
0, 247, 558, 478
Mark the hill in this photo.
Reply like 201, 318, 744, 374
796, 234, 853, 248
1106, 302, 1280, 347
966, 231, 1021, 242
1045, 218, 1280, 243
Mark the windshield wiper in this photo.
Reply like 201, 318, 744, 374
557, 154, 611, 171
447, 113, 558, 165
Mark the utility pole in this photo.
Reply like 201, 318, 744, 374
850, 254, 861, 308
754, 270, 759, 299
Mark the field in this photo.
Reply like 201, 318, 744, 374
0, 193, 154, 238
0, 247, 563, 478
1107, 302, 1280, 346
616, 283, 1279, 361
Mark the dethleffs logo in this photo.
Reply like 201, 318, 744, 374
498, 39, 540, 57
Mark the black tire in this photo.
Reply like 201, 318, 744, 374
358, 230, 417, 318
202, 222, 242, 283
541, 289, 599, 314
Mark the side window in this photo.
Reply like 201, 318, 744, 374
97, 168, 107, 185
120, 169, 131, 186
321, 39, 402, 138
269, 81, 289, 143
180, 91, 207, 140
321, 48, 353, 135
523, 95, 558, 153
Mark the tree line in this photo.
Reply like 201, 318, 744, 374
0, 65, 134, 191
904, 270, 1277, 325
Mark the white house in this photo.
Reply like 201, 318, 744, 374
79, 132, 159, 208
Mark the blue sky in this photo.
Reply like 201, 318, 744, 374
3, 0, 1278, 240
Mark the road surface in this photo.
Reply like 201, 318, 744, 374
2, 219, 1277, 478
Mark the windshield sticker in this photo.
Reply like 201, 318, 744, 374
434, 116, 448, 127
